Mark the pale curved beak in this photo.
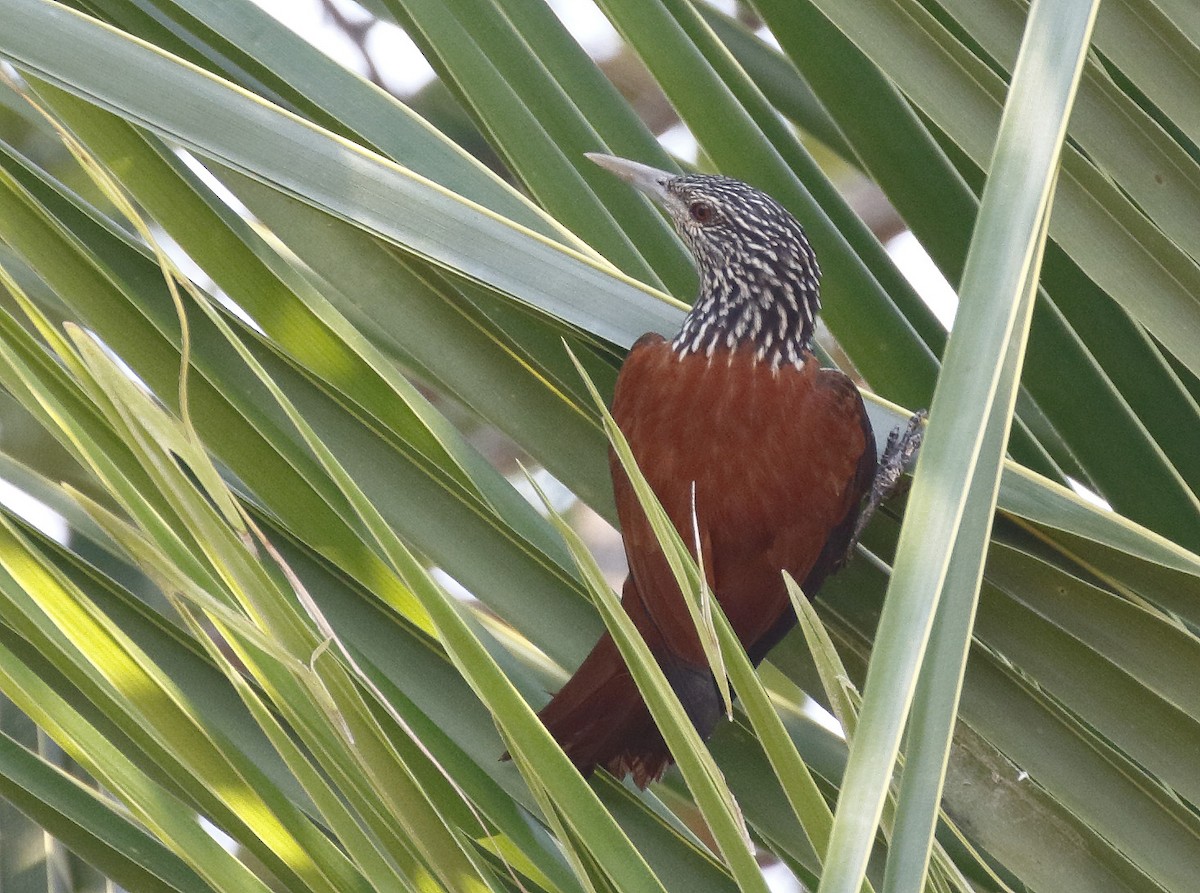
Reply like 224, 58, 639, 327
585, 153, 675, 205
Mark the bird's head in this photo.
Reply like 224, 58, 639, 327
587, 153, 820, 366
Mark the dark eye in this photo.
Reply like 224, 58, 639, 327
689, 201, 716, 224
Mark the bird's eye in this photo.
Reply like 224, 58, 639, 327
689, 201, 716, 224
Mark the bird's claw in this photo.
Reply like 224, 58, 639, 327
849, 410, 927, 554
879, 409, 926, 488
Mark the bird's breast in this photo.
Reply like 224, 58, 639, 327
612, 334, 865, 519
609, 333, 871, 651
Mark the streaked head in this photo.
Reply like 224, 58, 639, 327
587, 153, 820, 365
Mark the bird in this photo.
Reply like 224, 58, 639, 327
535, 154, 919, 788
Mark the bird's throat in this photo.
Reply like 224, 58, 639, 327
671, 279, 818, 369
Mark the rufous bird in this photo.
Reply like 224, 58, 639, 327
537, 154, 921, 787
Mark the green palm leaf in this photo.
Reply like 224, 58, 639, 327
0, 0, 1198, 891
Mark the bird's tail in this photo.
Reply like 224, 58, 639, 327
536, 631, 722, 789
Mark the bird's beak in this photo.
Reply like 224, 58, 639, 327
585, 153, 675, 205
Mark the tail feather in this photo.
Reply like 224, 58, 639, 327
535, 632, 669, 786
536, 630, 721, 788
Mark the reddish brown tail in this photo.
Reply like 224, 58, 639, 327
536, 631, 669, 787
537, 630, 723, 788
